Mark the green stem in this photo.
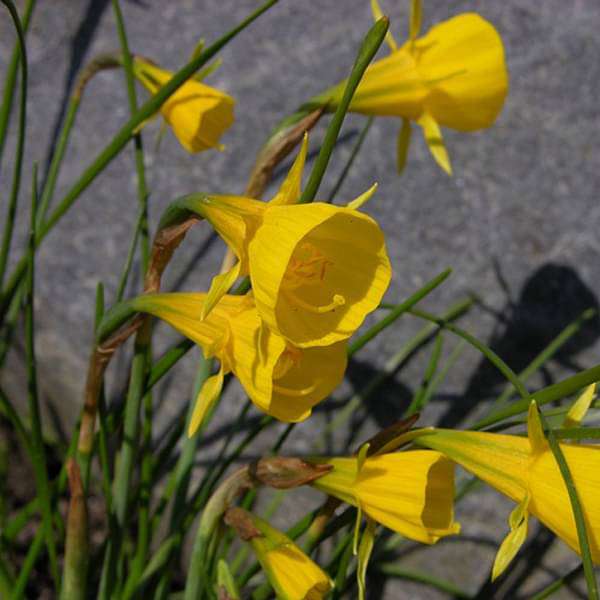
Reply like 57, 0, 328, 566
24, 164, 59, 586
298, 17, 388, 204
36, 97, 80, 226
408, 306, 530, 400
11, 526, 44, 599
0, 0, 35, 168
0, 0, 28, 288
112, 0, 150, 272
348, 268, 451, 355
539, 409, 598, 599
530, 564, 583, 600
483, 308, 596, 417
376, 564, 472, 599
115, 208, 144, 301
0, 0, 280, 318
474, 363, 600, 429
326, 116, 373, 203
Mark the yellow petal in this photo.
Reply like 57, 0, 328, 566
313, 452, 460, 543
529, 443, 600, 562
492, 495, 529, 581
269, 133, 308, 206
334, 13, 507, 132
201, 261, 241, 320
133, 58, 235, 154
346, 183, 378, 210
249, 203, 391, 347
418, 112, 452, 175
417, 429, 530, 503
396, 118, 412, 173
564, 383, 596, 428
185, 194, 265, 268
241, 512, 333, 600
260, 544, 332, 600
188, 365, 224, 437
130, 292, 241, 358
370, 0, 397, 51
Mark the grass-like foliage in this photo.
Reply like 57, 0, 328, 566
0, 0, 599, 598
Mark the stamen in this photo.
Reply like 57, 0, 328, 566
284, 290, 346, 314
272, 383, 317, 397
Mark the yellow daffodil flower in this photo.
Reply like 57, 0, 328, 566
133, 57, 234, 153
317, 1, 508, 174
184, 138, 391, 347
310, 450, 460, 544
416, 401, 600, 579
225, 507, 333, 600
130, 293, 347, 432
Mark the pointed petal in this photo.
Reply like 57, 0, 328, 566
418, 113, 452, 175
357, 518, 376, 600
347, 183, 378, 210
409, 0, 422, 41
492, 497, 529, 581
188, 365, 224, 437
270, 133, 308, 205
357, 443, 371, 473
527, 401, 547, 455
564, 383, 596, 428
370, 0, 398, 51
396, 118, 412, 173
201, 261, 242, 320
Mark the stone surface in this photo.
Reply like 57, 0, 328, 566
1, 0, 600, 597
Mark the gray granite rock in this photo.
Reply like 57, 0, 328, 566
1, 0, 600, 597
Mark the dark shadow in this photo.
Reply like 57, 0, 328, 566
438, 262, 600, 428
343, 355, 413, 451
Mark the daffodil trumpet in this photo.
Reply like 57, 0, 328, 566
129, 292, 347, 432
132, 55, 235, 153
311, 1, 508, 174
416, 400, 600, 579
169, 136, 391, 348
309, 449, 460, 544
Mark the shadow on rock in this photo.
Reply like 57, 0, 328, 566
439, 262, 600, 428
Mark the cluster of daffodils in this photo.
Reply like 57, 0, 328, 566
132, 135, 391, 433
111, 1, 600, 598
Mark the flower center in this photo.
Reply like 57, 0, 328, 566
271, 346, 316, 397
281, 242, 346, 314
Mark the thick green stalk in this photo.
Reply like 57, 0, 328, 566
60, 461, 89, 600
298, 17, 388, 204
0, 0, 280, 317
109, 320, 151, 597
24, 164, 59, 586
0, 0, 35, 168
0, 0, 28, 288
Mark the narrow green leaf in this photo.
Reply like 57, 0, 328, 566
298, 17, 389, 204
538, 407, 598, 599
